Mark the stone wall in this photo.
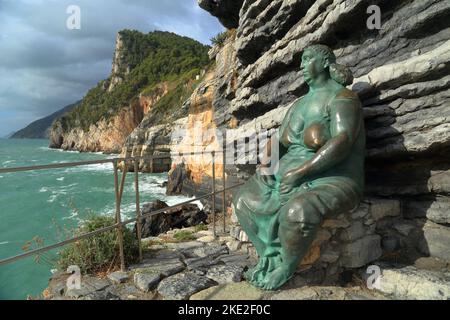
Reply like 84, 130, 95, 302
171, 0, 450, 269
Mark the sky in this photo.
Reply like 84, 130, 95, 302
0, 0, 224, 137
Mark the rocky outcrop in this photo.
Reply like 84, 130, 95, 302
108, 33, 131, 92
49, 30, 210, 154
170, 0, 450, 270
13, 101, 79, 140
50, 92, 165, 153
198, 0, 244, 29
135, 200, 207, 238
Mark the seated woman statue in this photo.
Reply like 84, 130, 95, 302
232, 44, 366, 290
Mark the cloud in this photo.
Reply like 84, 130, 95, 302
0, 0, 224, 136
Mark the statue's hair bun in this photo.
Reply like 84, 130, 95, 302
305, 44, 354, 86
329, 63, 354, 86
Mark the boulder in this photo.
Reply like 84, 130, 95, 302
366, 264, 450, 300
157, 272, 217, 300
135, 200, 207, 238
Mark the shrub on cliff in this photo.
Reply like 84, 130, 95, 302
59, 30, 211, 132
211, 30, 228, 47
57, 216, 139, 274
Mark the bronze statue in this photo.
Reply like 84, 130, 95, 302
232, 44, 365, 290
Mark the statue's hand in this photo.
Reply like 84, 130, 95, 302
279, 182, 294, 196
279, 167, 308, 196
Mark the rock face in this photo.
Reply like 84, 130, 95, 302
50, 95, 158, 153
198, 0, 244, 29
171, 0, 450, 270
363, 263, 450, 300
136, 200, 207, 238
49, 30, 209, 155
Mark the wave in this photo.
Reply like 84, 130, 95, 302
62, 211, 80, 222
64, 162, 113, 173
2, 160, 15, 165
56, 177, 65, 181
0, 241, 10, 246
47, 194, 58, 203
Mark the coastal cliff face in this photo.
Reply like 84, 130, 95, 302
50, 92, 165, 153
166, 0, 450, 265
49, 30, 210, 154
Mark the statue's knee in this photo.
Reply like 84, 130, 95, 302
281, 197, 322, 227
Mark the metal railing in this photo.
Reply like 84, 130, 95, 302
0, 151, 243, 270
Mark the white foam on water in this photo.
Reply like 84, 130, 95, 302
47, 195, 58, 203
0, 241, 10, 246
62, 211, 80, 222
0, 176, 3, 179
39, 187, 49, 193
56, 177, 65, 182
64, 162, 113, 173
2, 160, 15, 165
61, 150, 80, 154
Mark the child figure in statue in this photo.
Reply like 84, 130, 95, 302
232, 44, 366, 290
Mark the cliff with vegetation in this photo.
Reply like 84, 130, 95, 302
164, 0, 450, 273
42, 0, 450, 300
11, 102, 79, 139
49, 30, 210, 153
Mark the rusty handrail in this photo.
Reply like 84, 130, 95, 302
0, 151, 226, 174
0, 151, 242, 270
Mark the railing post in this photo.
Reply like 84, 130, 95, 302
134, 159, 143, 262
222, 148, 226, 234
113, 160, 126, 271
212, 151, 216, 238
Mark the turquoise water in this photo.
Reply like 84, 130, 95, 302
0, 139, 192, 300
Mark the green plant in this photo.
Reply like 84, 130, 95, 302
173, 230, 196, 242
57, 216, 139, 274
211, 30, 229, 47
194, 223, 208, 233
56, 30, 211, 132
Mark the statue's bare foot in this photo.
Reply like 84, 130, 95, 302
262, 266, 292, 291
251, 255, 282, 288
244, 258, 268, 284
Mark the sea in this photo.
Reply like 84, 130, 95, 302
0, 139, 195, 300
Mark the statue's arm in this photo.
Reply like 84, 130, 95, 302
288, 97, 362, 179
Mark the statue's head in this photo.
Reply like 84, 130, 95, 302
301, 44, 353, 87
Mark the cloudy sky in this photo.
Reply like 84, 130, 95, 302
0, 0, 224, 137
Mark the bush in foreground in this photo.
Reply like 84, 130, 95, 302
57, 216, 139, 274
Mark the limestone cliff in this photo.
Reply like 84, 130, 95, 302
166, 0, 450, 264
50, 90, 167, 153
49, 30, 210, 153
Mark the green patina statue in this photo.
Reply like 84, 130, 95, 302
232, 44, 366, 290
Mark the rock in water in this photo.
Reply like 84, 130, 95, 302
135, 200, 207, 238
166, 163, 188, 195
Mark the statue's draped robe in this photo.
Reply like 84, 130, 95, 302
233, 87, 365, 256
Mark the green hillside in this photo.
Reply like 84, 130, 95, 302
11, 101, 80, 139
56, 30, 210, 132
